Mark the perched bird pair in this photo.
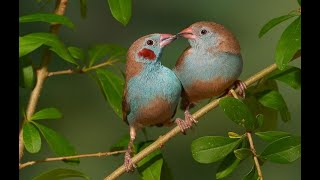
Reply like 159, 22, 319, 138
122, 21, 245, 171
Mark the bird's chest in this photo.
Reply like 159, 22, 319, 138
127, 67, 181, 109
178, 52, 242, 87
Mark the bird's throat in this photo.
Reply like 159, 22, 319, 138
138, 48, 156, 61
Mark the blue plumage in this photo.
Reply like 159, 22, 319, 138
173, 21, 244, 131
122, 33, 181, 171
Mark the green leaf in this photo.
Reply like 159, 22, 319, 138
95, 69, 124, 118
88, 44, 126, 67
276, 16, 301, 70
19, 36, 44, 57
298, 0, 301, 6
68, 46, 85, 62
259, 14, 297, 38
255, 131, 291, 142
20, 33, 76, 64
137, 141, 163, 180
244, 80, 279, 131
234, 148, 252, 160
107, 0, 131, 26
19, 56, 35, 89
256, 114, 264, 129
23, 122, 41, 153
228, 132, 242, 139
31, 108, 62, 121
19, 13, 74, 29
219, 97, 256, 131
33, 122, 79, 164
261, 136, 301, 163
267, 66, 301, 89
191, 136, 241, 164
243, 165, 259, 180
257, 90, 290, 122
33, 168, 89, 180
79, 0, 87, 18
216, 152, 241, 179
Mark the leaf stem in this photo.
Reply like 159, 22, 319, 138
19, 0, 69, 163
104, 63, 278, 180
19, 150, 126, 170
246, 132, 263, 180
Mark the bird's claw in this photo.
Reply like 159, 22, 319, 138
228, 80, 247, 98
124, 151, 136, 172
176, 111, 197, 134
185, 111, 198, 124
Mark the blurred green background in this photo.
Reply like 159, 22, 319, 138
19, 0, 301, 179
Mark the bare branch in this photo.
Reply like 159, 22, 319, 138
19, 0, 69, 163
104, 63, 278, 180
19, 150, 126, 170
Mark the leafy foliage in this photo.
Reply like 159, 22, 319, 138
191, 136, 241, 163
219, 97, 257, 131
259, 14, 297, 38
33, 122, 79, 164
261, 136, 301, 163
19, 56, 35, 89
107, 0, 132, 26
33, 168, 89, 180
95, 69, 124, 118
88, 44, 126, 67
275, 16, 301, 70
19, 33, 76, 64
23, 122, 41, 153
31, 108, 62, 121
19, 13, 75, 29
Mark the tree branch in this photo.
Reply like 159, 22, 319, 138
104, 63, 278, 180
19, 0, 69, 163
246, 132, 263, 180
47, 59, 119, 77
19, 150, 126, 170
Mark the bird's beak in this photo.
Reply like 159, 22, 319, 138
177, 27, 196, 39
160, 34, 177, 48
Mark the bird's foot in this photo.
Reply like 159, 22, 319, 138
124, 151, 136, 172
176, 111, 197, 134
228, 80, 247, 98
176, 118, 193, 134
185, 110, 198, 124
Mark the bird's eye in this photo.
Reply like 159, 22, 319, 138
200, 29, 208, 35
146, 40, 154, 46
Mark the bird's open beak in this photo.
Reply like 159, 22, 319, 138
177, 27, 196, 39
160, 34, 177, 48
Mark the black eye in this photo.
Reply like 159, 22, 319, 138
146, 40, 154, 46
200, 29, 208, 35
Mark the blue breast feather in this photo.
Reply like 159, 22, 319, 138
174, 51, 242, 88
126, 63, 182, 124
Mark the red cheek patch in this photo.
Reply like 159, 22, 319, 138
138, 48, 156, 60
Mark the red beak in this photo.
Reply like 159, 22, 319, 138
160, 34, 176, 48
177, 27, 196, 39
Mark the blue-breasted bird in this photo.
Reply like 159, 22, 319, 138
173, 21, 246, 131
122, 33, 181, 171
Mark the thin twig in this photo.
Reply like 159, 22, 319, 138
104, 63, 278, 180
19, 0, 69, 163
246, 132, 263, 180
47, 59, 119, 77
19, 150, 126, 170
230, 86, 263, 179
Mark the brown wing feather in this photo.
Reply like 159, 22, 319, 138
122, 85, 130, 125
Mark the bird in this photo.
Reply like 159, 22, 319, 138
173, 21, 246, 132
122, 33, 182, 172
